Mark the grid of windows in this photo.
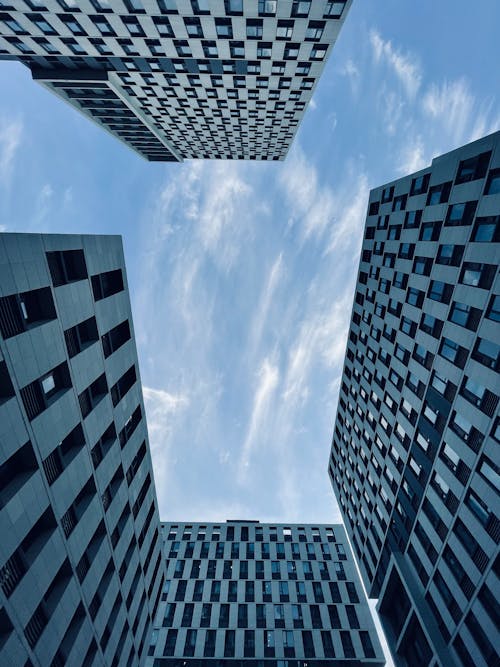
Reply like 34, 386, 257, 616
0, 234, 164, 667
328, 132, 500, 667
148, 522, 384, 664
0, 0, 352, 161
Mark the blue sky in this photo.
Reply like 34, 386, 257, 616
1, 0, 499, 534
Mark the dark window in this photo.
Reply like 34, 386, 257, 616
0, 286, 56, 339
404, 209, 422, 228
485, 168, 500, 195
426, 181, 451, 205
91, 269, 124, 301
64, 316, 98, 358
445, 201, 477, 226
436, 243, 464, 266
0, 441, 38, 511
46, 249, 87, 286
410, 173, 430, 195
340, 631, 355, 658
455, 151, 491, 184
111, 365, 136, 407
359, 631, 375, 658
419, 221, 441, 241
43, 423, 85, 484
21, 362, 71, 420
78, 373, 108, 419
472, 215, 500, 241
0, 361, 15, 403
460, 262, 495, 290
392, 194, 407, 212
102, 319, 131, 358
224, 630, 235, 657
163, 629, 177, 656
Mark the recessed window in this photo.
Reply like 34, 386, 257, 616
410, 173, 430, 195
426, 181, 451, 206
472, 215, 499, 242
485, 168, 500, 195
455, 151, 491, 184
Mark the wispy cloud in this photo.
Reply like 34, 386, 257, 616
143, 386, 189, 514
248, 252, 285, 358
369, 29, 422, 99
340, 58, 361, 96
0, 117, 23, 185
422, 77, 500, 145
279, 145, 335, 240
239, 356, 280, 480
397, 134, 427, 175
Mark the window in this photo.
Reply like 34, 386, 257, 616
407, 287, 423, 307
428, 280, 450, 304
449, 301, 479, 329
29, 13, 56, 34
410, 173, 430, 195
455, 151, 491, 184
215, 17, 233, 38
466, 489, 494, 529
436, 243, 463, 266
258, 0, 276, 14
472, 337, 499, 369
439, 336, 464, 364
445, 201, 477, 226
246, 19, 263, 38
485, 168, 500, 195
478, 456, 500, 492
399, 242, 414, 259
392, 194, 407, 212
419, 221, 441, 241
21, 362, 71, 420
388, 224, 401, 239
325, 1, 346, 18
460, 262, 495, 290
91, 269, 124, 301
291, 0, 311, 17
65, 316, 99, 358
46, 249, 87, 286
91, 15, 114, 35
0, 286, 56, 339
472, 215, 499, 241
426, 181, 451, 205
486, 294, 500, 322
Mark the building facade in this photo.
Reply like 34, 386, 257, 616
328, 131, 500, 666
0, 0, 352, 161
0, 233, 164, 666
147, 520, 385, 666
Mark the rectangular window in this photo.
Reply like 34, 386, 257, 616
64, 316, 99, 358
47, 249, 87, 286
92, 269, 124, 301
426, 181, 452, 205
0, 286, 56, 339
455, 151, 491, 184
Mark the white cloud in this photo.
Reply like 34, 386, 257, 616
397, 134, 427, 175
0, 117, 23, 185
325, 170, 369, 256
248, 252, 285, 358
238, 357, 280, 480
279, 145, 336, 240
340, 58, 360, 96
369, 29, 422, 99
422, 77, 500, 145
143, 386, 189, 514
308, 97, 317, 111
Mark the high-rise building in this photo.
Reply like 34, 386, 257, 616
0, 0, 352, 162
0, 233, 165, 667
147, 520, 385, 665
328, 131, 500, 666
